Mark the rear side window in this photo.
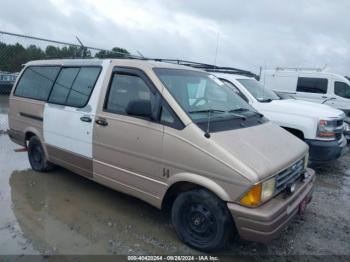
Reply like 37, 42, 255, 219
15, 66, 60, 100
48, 67, 101, 107
49, 68, 80, 104
297, 77, 328, 94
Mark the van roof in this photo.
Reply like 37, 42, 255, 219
25, 59, 202, 71
262, 69, 350, 83
213, 72, 253, 80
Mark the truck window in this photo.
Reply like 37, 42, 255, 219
334, 81, 350, 99
48, 67, 101, 107
105, 73, 156, 115
296, 77, 328, 94
14, 66, 60, 101
220, 79, 249, 102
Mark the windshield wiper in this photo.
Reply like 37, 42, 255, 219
228, 108, 250, 113
259, 98, 273, 103
226, 109, 247, 120
189, 109, 225, 114
229, 108, 264, 118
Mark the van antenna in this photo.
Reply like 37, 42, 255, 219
213, 32, 220, 69
259, 66, 262, 81
204, 110, 211, 139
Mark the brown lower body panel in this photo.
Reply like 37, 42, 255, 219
45, 144, 93, 178
228, 168, 315, 243
8, 129, 26, 147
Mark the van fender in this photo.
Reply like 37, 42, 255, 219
167, 172, 232, 202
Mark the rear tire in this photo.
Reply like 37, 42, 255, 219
171, 188, 233, 252
28, 136, 54, 172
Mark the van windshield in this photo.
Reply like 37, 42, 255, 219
237, 79, 280, 102
154, 68, 257, 123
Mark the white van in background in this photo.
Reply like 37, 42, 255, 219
260, 68, 350, 116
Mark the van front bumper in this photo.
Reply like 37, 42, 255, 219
305, 137, 347, 163
227, 168, 315, 243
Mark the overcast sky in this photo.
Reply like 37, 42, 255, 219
0, 0, 349, 75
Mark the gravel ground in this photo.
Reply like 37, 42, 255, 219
0, 134, 349, 257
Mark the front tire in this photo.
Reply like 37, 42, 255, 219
171, 189, 233, 252
28, 136, 54, 172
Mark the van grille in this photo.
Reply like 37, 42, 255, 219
335, 119, 344, 142
336, 120, 344, 127
336, 133, 342, 141
275, 158, 305, 194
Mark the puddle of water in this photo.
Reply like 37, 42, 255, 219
9, 168, 180, 254
0, 135, 37, 254
0, 135, 193, 255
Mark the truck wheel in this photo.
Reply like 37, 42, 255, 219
171, 188, 233, 252
28, 136, 54, 172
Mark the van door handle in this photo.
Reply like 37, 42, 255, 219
80, 116, 92, 122
321, 96, 328, 98
95, 119, 108, 126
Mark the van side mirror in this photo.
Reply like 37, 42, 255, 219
126, 100, 152, 117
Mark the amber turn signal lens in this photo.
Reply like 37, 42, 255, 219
318, 132, 336, 137
240, 183, 262, 207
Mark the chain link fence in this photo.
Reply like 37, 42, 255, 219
0, 30, 135, 134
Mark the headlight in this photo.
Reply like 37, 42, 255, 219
317, 120, 337, 138
239, 177, 276, 207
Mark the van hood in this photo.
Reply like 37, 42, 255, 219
210, 122, 308, 182
254, 99, 345, 119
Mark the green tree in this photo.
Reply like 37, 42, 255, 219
0, 41, 129, 73
95, 47, 129, 58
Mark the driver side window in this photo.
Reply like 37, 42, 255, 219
334, 81, 350, 99
105, 73, 156, 115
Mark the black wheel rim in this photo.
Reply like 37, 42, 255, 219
29, 144, 43, 170
181, 201, 217, 245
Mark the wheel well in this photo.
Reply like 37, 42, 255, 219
282, 127, 305, 140
24, 132, 36, 147
161, 182, 205, 211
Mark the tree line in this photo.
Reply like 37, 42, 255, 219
0, 42, 129, 73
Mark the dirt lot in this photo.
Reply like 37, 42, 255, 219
0, 134, 349, 256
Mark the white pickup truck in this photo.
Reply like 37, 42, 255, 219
260, 68, 350, 141
212, 72, 347, 164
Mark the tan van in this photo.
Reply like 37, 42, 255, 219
8, 59, 315, 251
